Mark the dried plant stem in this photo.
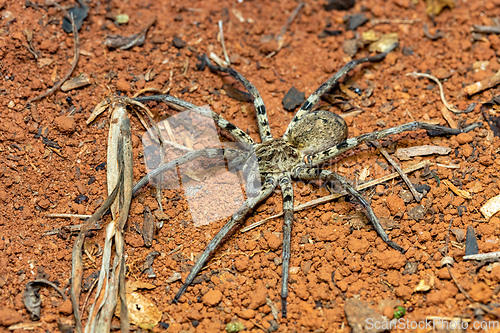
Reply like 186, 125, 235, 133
371, 140, 423, 202
218, 20, 230, 66
27, 14, 80, 104
241, 160, 430, 233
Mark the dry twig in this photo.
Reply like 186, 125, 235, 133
27, 14, 80, 104
371, 140, 423, 202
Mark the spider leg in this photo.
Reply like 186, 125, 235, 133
294, 167, 404, 253
279, 175, 294, 318
309, 121, 483, 166
132, 148, 245, 196
202, 54, 273, 143
173, 174, 278, 303
134, 95, 254, 145
283, 45, 397, 140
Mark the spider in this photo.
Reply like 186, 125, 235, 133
133, 51, 481, 317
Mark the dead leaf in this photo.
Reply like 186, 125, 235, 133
442, 180, 472, 199
23, 279, 66, 320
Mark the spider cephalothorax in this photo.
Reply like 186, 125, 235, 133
133, 50, 481, 317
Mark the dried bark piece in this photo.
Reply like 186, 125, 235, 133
442, 180, 472, 199
104, 18, 156, 50
394, 145, 452, 160
61, 74, 91, 92
480, 194, 500, 220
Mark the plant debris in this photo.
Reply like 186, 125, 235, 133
23, 279, 67, 321
104, 18, 156, 50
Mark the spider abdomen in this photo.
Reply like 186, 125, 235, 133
287, 110, 348, 155
254, 139, 302, 173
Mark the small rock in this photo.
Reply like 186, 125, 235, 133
385, 195, 406, 215
265, 232, 281, 251
234, 256, 250, 272
342, 39, 358, 57
116, 78, 131, 92
172, 36, 186, 49
202, 289, 222, 306
59, 299, 73, 315
394, 285, 413, 299
456, 132, 473, 144
345, 13, 368, 31
55, 116, 76, 133
282, 87, 305, 111
0, 307, 23, 326
239, 309, 256, 319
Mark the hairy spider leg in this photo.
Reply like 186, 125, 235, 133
203, 55, 273, 143
173, 175, 279, 303
132, 148, 245, 196
309, 121, 483, 166
282, 47, 397, 141
279, 175, 294, 318
134, 95, 254, 145
295, 167, 405, 253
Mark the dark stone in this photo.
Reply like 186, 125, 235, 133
325, 0, 355, 11
88, 176, 96, 185
318, 29, 342, 39
159, 322, 170, 329
282, 87, 305, 111
192, 320, 200, 327
172, 36, 187, 49
74, 195, 89, 204
402, 46, 414, 56
95, 162, 106, 171
414, 184, 431, 194
345, 13, 368, 31
465, 225, 479, 256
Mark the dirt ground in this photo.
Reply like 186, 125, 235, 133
2, 0, 500, 331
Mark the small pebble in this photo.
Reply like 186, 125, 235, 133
465, 225, 479, 256
202, 289, 222, 306
172, 36, 186, 49
55, 116, 76, 133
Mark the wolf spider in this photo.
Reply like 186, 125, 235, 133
134, 51, 481, 317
